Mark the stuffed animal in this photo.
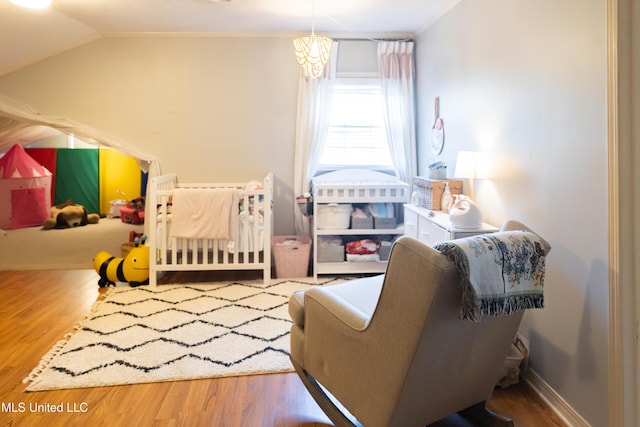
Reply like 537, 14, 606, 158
42, 199, 100, 230
93, 235, 150, 287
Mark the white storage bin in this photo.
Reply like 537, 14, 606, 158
316, 204, 352, 229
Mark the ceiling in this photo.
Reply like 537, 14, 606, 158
0, 0, 460, 77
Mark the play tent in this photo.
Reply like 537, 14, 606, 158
0, 144, 52, 229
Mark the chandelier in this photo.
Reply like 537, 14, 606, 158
293, 1, 333, 79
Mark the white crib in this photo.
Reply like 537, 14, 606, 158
147, 172, 273, 287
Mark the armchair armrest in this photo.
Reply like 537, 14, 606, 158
288, 276, 382, 329
304, 288, 372, 331
303, 275, 383, 330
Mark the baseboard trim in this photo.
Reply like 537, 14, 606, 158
524, 369, 590, 427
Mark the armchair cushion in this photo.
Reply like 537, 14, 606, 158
288, 275, 383, 329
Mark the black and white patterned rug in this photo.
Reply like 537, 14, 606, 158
24, 278, 345, 391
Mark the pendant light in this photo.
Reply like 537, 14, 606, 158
293, 0, 333, 79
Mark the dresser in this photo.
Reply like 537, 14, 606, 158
404, 204, 498, 247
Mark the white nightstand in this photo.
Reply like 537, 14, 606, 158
404, 204, 498, 247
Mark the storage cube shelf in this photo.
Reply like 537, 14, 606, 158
311, 170, 409, 278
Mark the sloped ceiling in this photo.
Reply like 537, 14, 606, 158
0, 0, 461, 77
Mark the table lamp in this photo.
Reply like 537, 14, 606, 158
454, 151, 491, 200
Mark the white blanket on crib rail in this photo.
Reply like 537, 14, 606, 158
157, 212, 264, 253
170, 188, 238, 240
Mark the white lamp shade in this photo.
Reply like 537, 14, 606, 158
454, 151, 475, 179
454, 151, 491, 179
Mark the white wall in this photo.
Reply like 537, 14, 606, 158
0, 36, 301, 234
416, 1, 608, 425
0, 37, 386, 235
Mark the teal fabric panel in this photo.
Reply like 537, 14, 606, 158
54, 149, 100, 215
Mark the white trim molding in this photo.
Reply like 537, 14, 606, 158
525, 370, 589, 427
607, 0, 640, 426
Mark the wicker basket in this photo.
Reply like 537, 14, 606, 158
121, 242, 135, 257
412, 177, 463, 211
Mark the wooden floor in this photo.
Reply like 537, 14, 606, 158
0, 270, 567, 426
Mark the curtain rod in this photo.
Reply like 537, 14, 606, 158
333, 37, 415, 42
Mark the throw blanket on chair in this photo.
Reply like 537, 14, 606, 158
434, 231, 547, 322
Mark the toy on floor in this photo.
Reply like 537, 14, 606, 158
93, 235, 150, 287
42, 199, 100, 230
120, 196, 145, 225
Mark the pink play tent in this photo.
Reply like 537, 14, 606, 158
0, 144, 52, 229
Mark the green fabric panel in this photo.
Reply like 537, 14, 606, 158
54, 149, 100, 215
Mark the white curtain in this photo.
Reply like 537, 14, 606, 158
377, 41, 417, 184
293, 43, 338, 236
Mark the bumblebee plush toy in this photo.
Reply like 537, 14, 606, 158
93, 235, 150, 287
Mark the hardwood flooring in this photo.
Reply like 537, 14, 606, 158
0, 270, 567, 426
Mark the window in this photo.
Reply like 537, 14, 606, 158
318, 78, 394, 170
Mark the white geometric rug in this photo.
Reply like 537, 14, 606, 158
24, 277, 346, 391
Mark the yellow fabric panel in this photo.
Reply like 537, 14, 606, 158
99, 148, 141, 215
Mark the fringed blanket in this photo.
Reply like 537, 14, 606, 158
434, 231, 547, 322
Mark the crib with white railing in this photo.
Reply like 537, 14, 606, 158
147, 172, 273, 287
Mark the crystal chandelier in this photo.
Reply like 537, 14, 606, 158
293, 1, 333, 79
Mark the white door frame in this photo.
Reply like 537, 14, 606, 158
608, 0, 639, 426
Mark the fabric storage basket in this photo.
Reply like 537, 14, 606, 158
412, 177, 463, 211
316, 204, 352, 229
378, 240, 393, 261
374, 217, 396, 229
351, 213, 373, 229
318, 245, 345, 262
272, 236, 312, 278
317, 235, 344, 262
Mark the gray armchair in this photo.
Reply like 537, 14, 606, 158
288, 221, 550, 427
